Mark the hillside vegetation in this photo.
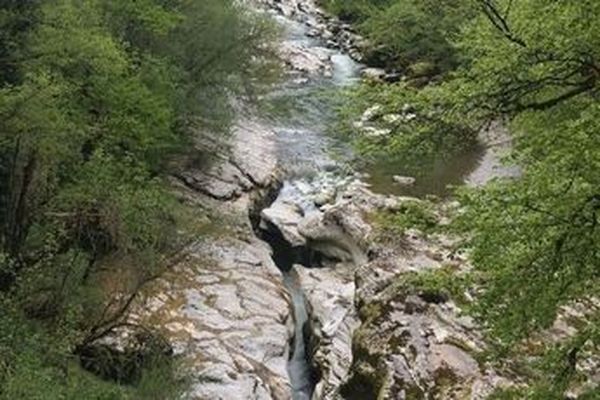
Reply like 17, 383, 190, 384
0, 1, 277, 398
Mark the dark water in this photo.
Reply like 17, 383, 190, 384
363, 143, 487, 198
284, 271, 316, 400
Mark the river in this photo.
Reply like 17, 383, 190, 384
257, 6, 511, 400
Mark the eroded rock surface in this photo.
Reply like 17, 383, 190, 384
131, 238, 293, 400
258, 176, 410, 399
278, 41, 332, 77
98, 112, 296, 400
260, 173, 517, 399
295, 265, 359, 400
175, 119, 280, 205
346, 265, 508, 400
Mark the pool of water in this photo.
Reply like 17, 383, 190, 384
362, 144, 487, 198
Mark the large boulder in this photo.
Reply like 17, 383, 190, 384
261, 200, 307, 247
260, 177, 389, 267
297, 200, 370, 266
393, 176, 416, 186
278, 42, 332, 76
360, 68, 386, 82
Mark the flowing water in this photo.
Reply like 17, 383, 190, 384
261, 16, 360, 400
284, 271, 314, 400
260, 10, 511, 400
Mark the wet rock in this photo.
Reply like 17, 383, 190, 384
260, 177, 383, 269
313, 188, 336, 207
264, 179, 515, 399
252, 0, 368, 63
258, 181, 400, 399
382, 113, 402, 125
279, 42, 332, 76
298, 200, 370, 266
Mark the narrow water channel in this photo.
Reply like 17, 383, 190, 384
259, 14, 360, 400
284, 271, 315, 400
256, 208, 317, 399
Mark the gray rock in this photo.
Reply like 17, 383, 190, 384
361, 67, 386, 81
313, 188, 336, 207
279, 42, 332, 76
338, 224, 515, 400
295, 266, 359, 400
127, 238, 293, 400
175, 118, 280, 204
360, 104, 383, 123
297, 201, 369, 266
393, 175, 416, 186
261, 201, 306, 247
361, 126, 392, 137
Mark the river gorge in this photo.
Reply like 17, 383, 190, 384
86, 1, 596, 399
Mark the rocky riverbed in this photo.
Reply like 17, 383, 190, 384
90, 1, 598, 399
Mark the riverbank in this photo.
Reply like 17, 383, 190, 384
88, 2, 359, 399
92, 1, 599, 399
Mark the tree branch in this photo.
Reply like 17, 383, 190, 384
515, 78, 596, 112
478, 0, 527, 47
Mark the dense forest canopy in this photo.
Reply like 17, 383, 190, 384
0, 0, 277, 398
322, 0, 599, 398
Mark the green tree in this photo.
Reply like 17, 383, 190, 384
0, 0, 279, 397
333, 0, 600, 396
321, 0, 474, 75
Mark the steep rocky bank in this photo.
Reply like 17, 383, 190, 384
258, 177, 515, 399
91, 1, 360, 399
98, 117, 293, 399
